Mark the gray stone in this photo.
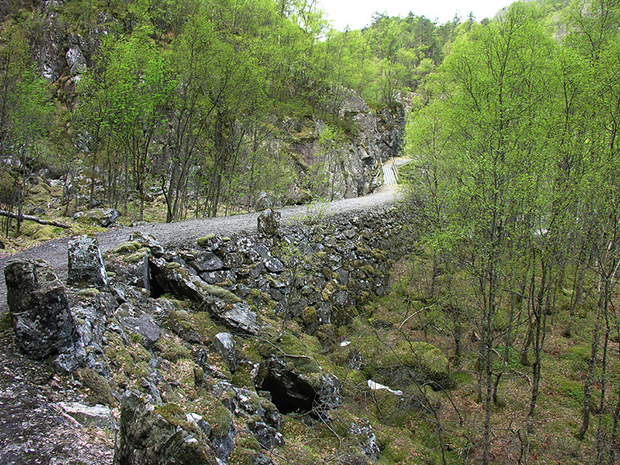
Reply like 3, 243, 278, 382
56, 402, 116, 429
254, 243, 271, 259
349, 419, 381, 461
67, 235, 108, 289
199, 270, 236, 285
192, 252, 225, 272
213, 301, 260, 335
212, 332, 237, 373
4, 260, 79, 360
257, 209, 281, 236
122, 253, 150, 291
53, 338, 87, 372
122, 314, 161, 348
264, 257, 285, 273
114, 391, 219, 465
248, 420, 284, 450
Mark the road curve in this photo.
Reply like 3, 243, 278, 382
0, 185, 401, 311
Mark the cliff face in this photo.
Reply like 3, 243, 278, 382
287, 91, 405, 202
15, 1, 97, 107
18, 2, 406, 208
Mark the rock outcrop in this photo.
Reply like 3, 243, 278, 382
67, 235, 108, 289
257, 208, 281, 236
148, 256, 260, 335
4, 260, 79, 360
283, 90, 405, 203
114, 392, 220, 465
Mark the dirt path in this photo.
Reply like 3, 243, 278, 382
0, 186, 400, 311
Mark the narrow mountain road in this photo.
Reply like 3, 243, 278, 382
0, 185, 400, 311
382, 160, 398, 186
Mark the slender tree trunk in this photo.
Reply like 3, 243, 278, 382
610, 373, 620, 465
595, 325, 610, 464
527, 257, 549, 432
482, 264, 497, 465
578, 280, 606, 440
564, 258, 585, 338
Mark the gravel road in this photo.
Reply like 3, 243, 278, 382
0, 185, 400, 311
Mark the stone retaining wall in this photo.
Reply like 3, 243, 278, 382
130, 204, 412, 336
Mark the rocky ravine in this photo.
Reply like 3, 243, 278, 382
0, 185, 453, 465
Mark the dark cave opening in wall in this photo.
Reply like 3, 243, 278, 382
258, 359, 316, 415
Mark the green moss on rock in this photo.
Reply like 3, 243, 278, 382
195, 394, 233, 438
155, 337, 192, 362
77, 288, 101, 298
199, 284, 242, 304
197, 234, 217, 247
107, 241, 142, 255
124, 248, 149, 263
354, 333, 451, 389
76, 367, 115, 406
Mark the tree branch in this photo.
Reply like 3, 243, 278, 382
0, 210, 71, 229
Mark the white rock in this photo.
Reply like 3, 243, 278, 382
367, 379, 403, 396
56, 402, 116, 429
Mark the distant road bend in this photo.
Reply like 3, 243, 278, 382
0, 179, 401, 310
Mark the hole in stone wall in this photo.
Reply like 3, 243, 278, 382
258, 360, 316, 415
148, 262, 166, 299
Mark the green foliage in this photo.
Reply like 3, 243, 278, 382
404, 0, 620, 460
1, 0, 474, 229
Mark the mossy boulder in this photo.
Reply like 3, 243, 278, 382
354, 335, 451, 390
107, 241, 142, 255
115, 392, 219, 465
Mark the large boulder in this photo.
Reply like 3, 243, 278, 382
254, 192, 278, 212
114, 392, 219, 465
4, 260, 79, 359
73, 208, 119, 228
68, 235, 108, 289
